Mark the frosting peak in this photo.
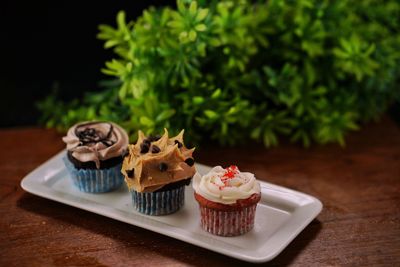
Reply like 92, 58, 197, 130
62, 121, 129, 169
122, 129, 196, 192
193, 166, 261, 204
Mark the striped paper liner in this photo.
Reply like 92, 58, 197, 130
63, 157, 124, 193
199, 204, 258, 236
131, 186, 185, 216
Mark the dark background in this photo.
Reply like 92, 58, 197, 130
1, 1, 173, 127
1, 1, 398, 128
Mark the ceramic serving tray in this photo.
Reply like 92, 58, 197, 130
21, 150, 322, 263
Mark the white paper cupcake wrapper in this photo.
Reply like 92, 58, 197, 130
63, 156, 124, 193
199, 204, 257, 236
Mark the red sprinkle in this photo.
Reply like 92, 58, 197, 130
223, 165, 238, 178
220, 165, 239, 186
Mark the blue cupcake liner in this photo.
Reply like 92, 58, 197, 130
63, 156, 124, 193
131, 186, 185, 216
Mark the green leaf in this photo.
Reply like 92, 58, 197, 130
251, 127, 261, 139
193, 96, 204, 104
211, 89, 221, 99
204, 110, 218, 119
156, 109, 175, 122
177, 0, 185, 13
117, 11, 126, 31
196, 8, 208, 21
140, 116, 154, 127
188, 30, 197, 41
189, 1, 198, 17
195, 24, 207, 32
168, 21, 183, 28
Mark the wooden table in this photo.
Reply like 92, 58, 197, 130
1, 117, 399, 266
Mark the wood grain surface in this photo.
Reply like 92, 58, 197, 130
0, 117, 399, 266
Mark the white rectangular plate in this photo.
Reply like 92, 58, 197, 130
21, 150, 322, 263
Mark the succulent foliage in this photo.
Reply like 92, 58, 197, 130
38, 0, 400, 147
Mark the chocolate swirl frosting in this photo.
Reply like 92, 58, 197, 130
63, 121, 129, 169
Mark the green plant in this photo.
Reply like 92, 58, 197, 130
38, 0, 400, 146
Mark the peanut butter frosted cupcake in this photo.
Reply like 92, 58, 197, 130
121, 129, 196, 215
62, 121, 129, 193
193, 165, 261, 236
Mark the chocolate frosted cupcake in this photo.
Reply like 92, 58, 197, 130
62, 121, 129, 193
121, 129, 196, 215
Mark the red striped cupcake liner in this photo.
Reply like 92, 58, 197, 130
199, 204, 257, 236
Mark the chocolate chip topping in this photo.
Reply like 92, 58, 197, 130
174, 140, 183, 148
126, 168, 135, 178
148, 135, 161, 142
159, 163, 168, 172
185, 157, 195, 167
143, 139, 151, 145
140, 143, 149, 153
151, 145, 161, 153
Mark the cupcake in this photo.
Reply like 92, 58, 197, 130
62, 121, 129, 193
193, 165, 261, 236
121, 129, 196, 215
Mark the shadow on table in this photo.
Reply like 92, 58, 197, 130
17, 193, 322, 267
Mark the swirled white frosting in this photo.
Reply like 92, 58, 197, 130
62, 121, 129, 169
193, 166, 261, 204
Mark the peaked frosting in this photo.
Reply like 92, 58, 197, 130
122, 129, 196, 192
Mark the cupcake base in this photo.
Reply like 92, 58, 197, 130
194, 192, 261, 236
67, 151, 124, 169
131, 186, 185, 216
63, 156, 124, 193
199, 204, 257, 236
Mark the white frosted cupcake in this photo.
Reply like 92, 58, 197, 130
193, 165, 261, 236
